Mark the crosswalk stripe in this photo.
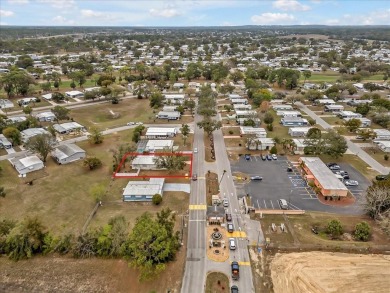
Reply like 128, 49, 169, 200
238, 261, 250, 266
189, 204, 207, 210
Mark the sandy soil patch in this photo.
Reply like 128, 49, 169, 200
271, 252, 390, 293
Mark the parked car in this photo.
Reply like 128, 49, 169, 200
329, 164, 341, 170
287, 167, 293, 172
327, 162, 338, 167
226, 213, 232, 222
227, 223, 234, 233
192, 173, 197, 181
344, 179, 359, 186
223, 198, 229, 207
244, 154, 251, 161
266, 154, 272, 161
126, 122, 135, 125
261, 155, 266, 161
376, 173, 390, 181
229, 238, 236, 250
271, 154, 277, 160
135, 122, 143, 125
279, 199, 288, 210
231, 285, 239, 293
335, 171, 349, 179
193, 147, 198, 153
250, 176, 263, 181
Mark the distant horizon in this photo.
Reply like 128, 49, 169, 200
1, 1, 389, 27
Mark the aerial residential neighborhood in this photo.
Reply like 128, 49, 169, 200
0, 1, 390, 293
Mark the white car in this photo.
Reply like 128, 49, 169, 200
223, 198, 229, 207
344, 180, 359, 186
135, 122, 143, 125
126, 122, 135, 126
193, 148, 198, 153
229, 238, 236, 250
271, 154, 277, 160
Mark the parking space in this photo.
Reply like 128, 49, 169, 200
231, 155, 365, 214
338, 163, 370, 202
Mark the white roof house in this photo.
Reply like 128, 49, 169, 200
377, 141, 390, 153
292, 138, 308, 155
35, 111, 56, 122
164, 94, 185, 104
6, 116, 27, 123
131, 156, 158, 170
42, 93, 52, 100
343, 117, 371, 127
324, 104, 344, 112
156, 111, 181, 120
145, 140, 174, 152
0, 99, 14, 109
228, 94, 241, 100
338, 111, 363, 119
240, 127, 267, 138
21, 128, 50, 142
315, 99, 335, 105
51, 144, 86, 164
231, 98, 248, 105
288, 127, 312, 137
65, 90, 84, 99
9, 155, 44, 175
276, 110, 302, 117
0, 134, 12, 149
247, 137, 275, 151
53, 122, 86, 134
123, 178, 165, 201
272, 104, 293, 111
233, 104, 252, 111
145, 127, 177, 139
374, 129, 390, 140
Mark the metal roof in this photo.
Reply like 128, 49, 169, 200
123, 178, 165, 196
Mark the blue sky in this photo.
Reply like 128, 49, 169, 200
1, 0, 389, 26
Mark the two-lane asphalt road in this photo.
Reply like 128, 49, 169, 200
181, 112, 207, 293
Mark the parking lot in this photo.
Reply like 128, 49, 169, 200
231, 155, 369, 215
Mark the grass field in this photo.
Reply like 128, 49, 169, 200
205, 272, 230, 293
362, 147, 390, 168
69, 98, 154, 130
0, 128, 190, 236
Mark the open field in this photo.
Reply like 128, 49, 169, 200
205, 272, 230, 293
69, 98, 154, 130
271, 252, 390, 293
362, 147, 390, 168
0, 246, 186, 293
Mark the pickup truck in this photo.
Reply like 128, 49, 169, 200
231, 261, 240, 280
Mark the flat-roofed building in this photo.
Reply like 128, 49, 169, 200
21, 128, 50, 142
273, 104, 293, 111
35, 111, 56, 122
292, 138, 308, 155
6, 116, 26, 123
288, 127, 312, 137
145, 127, 177, 139
51, 144, 86, 164
377, 141, 390, 153
324, 104, 344, 113
280, 116, 308, 127
156, 111, 181, 120
136, 139, 174, 152
231, 98, 248, 105
53, 122, 86, 134
9, 155, 44, 175
240, 127, 267, 138
122, 178, 165, 201
0, 134, 12, 149
247, 137, 275, 151
131, 155, 159, 170
299, 157, 348, 198
338, 111, 362, 119
276, 110, 302, 117
164, 93, 185, 104
314, 99, 335, 105
233, 104, 252, 111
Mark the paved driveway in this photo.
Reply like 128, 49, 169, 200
163, 183, 191, 193
231, 155, 365, 215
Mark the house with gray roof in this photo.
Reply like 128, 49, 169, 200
51, 144, 86, 164
122, 178, 165, 201
0, 134, 12, 149
21, 128, 50, 142
53, 122, 86, 134
9, 155, 44, 175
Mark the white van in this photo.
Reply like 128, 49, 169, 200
279, 199, 288, 210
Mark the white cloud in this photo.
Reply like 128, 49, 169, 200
149, 8, 181, 18
38, 0, 75, 9
52, 15, 75, 25
273, 0, 310, 11
0, 9, 14, 17
81, 9, 103, 18
7, 0, 29, 4
0, 22, 8, 25
251, 12, 295, 24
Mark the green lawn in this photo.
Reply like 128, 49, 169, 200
69, 98, 154, 130
361, 147, 390, 168
321, 116, 342, 125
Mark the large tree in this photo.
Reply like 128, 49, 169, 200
88, 127, 104, 144
122, 209, 180, 280
2, 127, 21, 146
197, 118, 222, 137
153, 151, 187, 172
51, 105, 69, 122
24, 133, 56, 162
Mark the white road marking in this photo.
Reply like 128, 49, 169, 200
263, 200, 267, 209
270, 200, 274, 209
257, 199, 260, 209
231, 192, 234, 197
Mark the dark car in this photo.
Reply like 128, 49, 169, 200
226, 213, 232, 222
376, 173, 390, 181
227, 223, 234, 233
261, 155, 266, 161
266, 154, 272, 161
244, 154, 251, 161
231, 285, 239, 293
287, 167, 293, 172
327, 162, 337, 167
250, 176, 263, 181
192, 173, 198, 181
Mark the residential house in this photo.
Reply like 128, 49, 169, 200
231, 98, 248, 105
156, 111, 181, 120
17, 97, 37, 106
131, 155, 158, 170
324, 104, 344, 113
228, 94, 241, 100
122, 178, 165, 201
280, 116, 309, 127
247, 137, 275, 151
51, 144, 86, 164
272, 104, 293, 111
377, 141, 390, 153
233, 104, 252, 111
164, 94, 185, 105
145, 127, 177, 139
314, 99, 335, 105
374, 129, 390, 140
6, 116, 27, 123
21, 128, 50, 142
0, 99, 14, 109
0, 134, 12, 149
41, 93, 52, 101
299, 157, 348, 198
337, 111, 362, 119
9, 155, 44, 175
53, 122, 86, 134
343, 117, 371, 127
35, 111, 56, 122
292, 139, 308, 155
172, 83, 184, 89
65, 90, 84, 99
137, 139, 174, 153
288, 127, 312, 137
162, 105, 177, 112
276, 110, 302, 117
240, 127, 267, 138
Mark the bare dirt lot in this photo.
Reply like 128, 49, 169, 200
270, 252, 390, 293
0, 250, 186, 293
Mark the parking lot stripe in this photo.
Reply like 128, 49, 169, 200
263, 200, 267, 209
257, 199, 260, 209
270, 200, 274, 209
289, 202, 301, 210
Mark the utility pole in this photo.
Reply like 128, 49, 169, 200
219, 169, 227, 186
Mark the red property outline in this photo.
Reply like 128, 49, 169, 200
113, 152, 193, 179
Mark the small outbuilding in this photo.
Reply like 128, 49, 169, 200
51, 144, 86, 164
